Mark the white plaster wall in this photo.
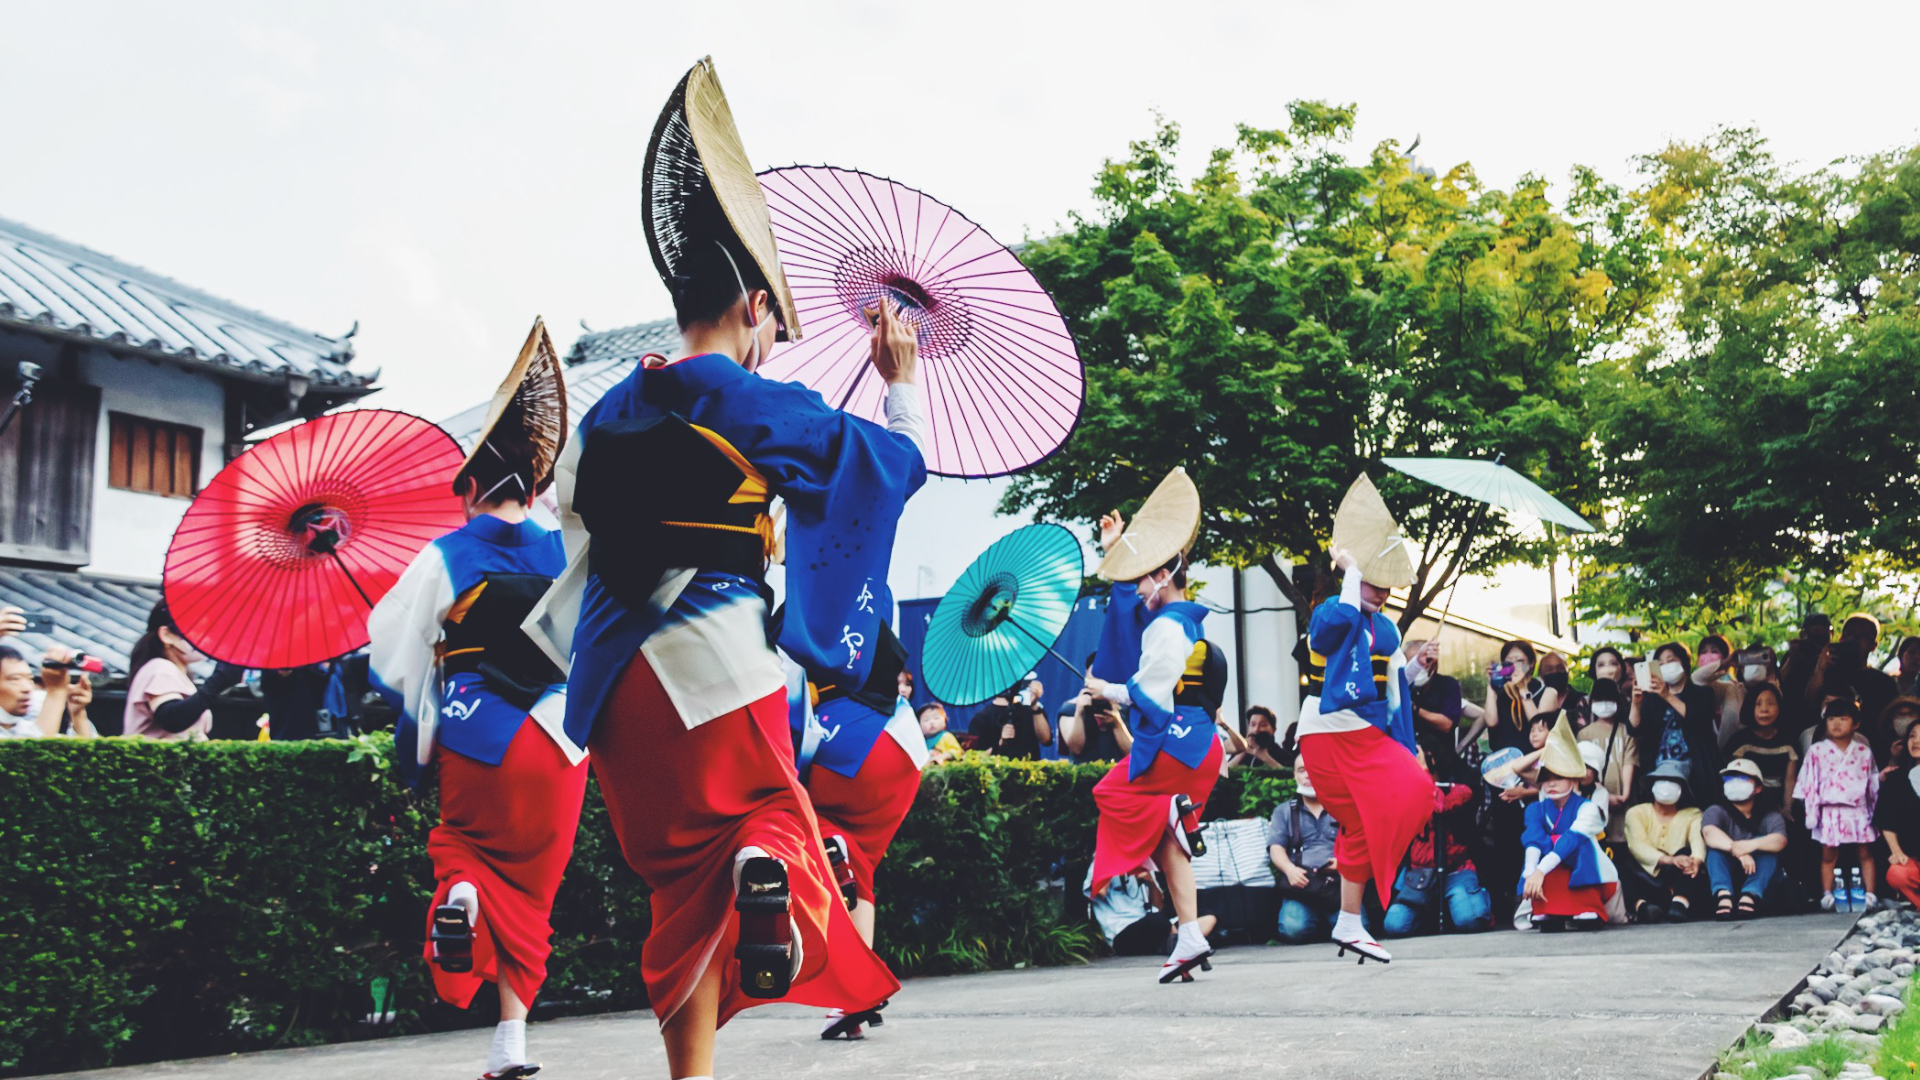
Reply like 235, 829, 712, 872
78, 352, 227, 579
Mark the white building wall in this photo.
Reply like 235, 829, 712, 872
77, 353, 228, 579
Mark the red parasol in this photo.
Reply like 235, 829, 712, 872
163, 409, 468, 668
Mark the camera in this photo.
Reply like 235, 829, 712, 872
14, 361, 41, 384
42, 652, 106, 675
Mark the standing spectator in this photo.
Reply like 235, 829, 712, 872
1882, 697, 1920, 755
1061, 690, 1132, 764
1382, 749, 1491, 937
1621, 760, 1706, 922
1228, 705, 1284, 769
1795, 700, 1881, 911
967, 675, 1051, 759
1631, 641, 1722, 803
1780, 614, 1834, 735
1702, 760, 1790, 918
1691, 634, 1747, 748
1896, 637, 1920, 698
918, 703, 962, 764
1724, 683, 1800, 815
1267, 763, 1345, 944
1472, 640, 1556, 753
124, 600, 244, 741
1405, 639, 1465, 779
1577, 678, 1636, 844
1839, 614, 1899, 726
1875, 724, 1920, 907
1538, 652, 1579, 726
1570, 648, 1629, 729
1736, 644, 1780, 687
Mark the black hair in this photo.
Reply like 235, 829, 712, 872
1825, 698, 1862, 723
1587, 646, 1625, 682
457, 424, 538, 506
1501, 639, 1537, 668
1653, 640, 1693, 669
1698, 634, 1731, 658
1589, 677, 1623, 704
668, 217, 773, 332
1154, 552, 1190, 589
1842, 612, 1881, 644
1899, 636, 1920, 659
0, 645, 24, 669
128, 600, 179, 673
1245, 704, 1277, 725
1740, 682, 1784, 729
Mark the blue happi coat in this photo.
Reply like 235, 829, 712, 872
1306, 585, 1417, 754
1521, 792, 1612, 892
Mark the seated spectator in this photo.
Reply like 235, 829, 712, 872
1621, 760, 1706, 922
1083, 863, 1217, 957
1631, 641, 1722, 804
1061, 689, 1131, 764
1725, 683, 1799, 814
1520, 716, 1617, 931
1406, 638, 1466, 780
1229, 705, 1284, 769
1267, 763, 1347, 943
1702, 759, 1790, 918
1875, 723, 1920, 907
1578, 678, 1636, 844
0, 645, 95, 739
1383, 749, 1490, 937
967, 675, 1051, 759
1880, 697, 1920, 764
918, 703, 962, 764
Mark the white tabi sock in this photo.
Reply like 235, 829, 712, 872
1176, 920, 1207, 951
487, 1018, 526, 1073
1333, 910, 1367, 942
448, 880, 480, 923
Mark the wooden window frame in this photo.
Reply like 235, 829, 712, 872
107, 412, 201, 499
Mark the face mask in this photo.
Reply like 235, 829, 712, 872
1722, 778, 1756, 803
1660, 661, 1687, 685
1742, 664, 1768, 683
1651, 781, 1683, 806
1592, 701, 1619, 720
1542, 672, 1569, 693
1542, 785, 1572, 803
1411, 666, 1432, 687
1296, 783, 1317, 800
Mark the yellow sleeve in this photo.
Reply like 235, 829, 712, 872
1684, 809, 1705, 858
1624, 806, 1661, 875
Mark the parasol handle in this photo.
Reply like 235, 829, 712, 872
329, 550, 375, 609
1001, 613, 1086, 683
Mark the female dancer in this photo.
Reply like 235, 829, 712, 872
1296, 475, 1435, 964
368, 321, 587, 1080
789, 658, 927, 1039
528, 58, 926, 1080
1082, 468, 1227, 984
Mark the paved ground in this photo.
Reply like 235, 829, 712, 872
62, 913, 1858, 1080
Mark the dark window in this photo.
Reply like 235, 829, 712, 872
0, 375, 100, 565
107, 413, 200, 498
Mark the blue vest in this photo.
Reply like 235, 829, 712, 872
1126, 602, 1218, 781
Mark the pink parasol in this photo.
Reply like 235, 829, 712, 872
756, 165, 1083, 478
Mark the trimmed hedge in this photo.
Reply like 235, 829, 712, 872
1, 737, 1289, 1075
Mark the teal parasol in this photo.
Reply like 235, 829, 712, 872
921, 523, 1084, 707
1381, 456, 1595, 532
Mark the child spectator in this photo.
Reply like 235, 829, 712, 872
1622, 760, 1706, 922
1520, 715, 1618, 931
1725, 683, 1799, 814
1795, 699, 1881, 911
1382, 749, 1491, 937
919, 703, 962, 763
1875, 723, 1920, 907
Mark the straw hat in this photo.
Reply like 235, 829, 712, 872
1331, 474, 1416, 590
1540, 712, 1585, 779
1096, 466, 1202, 581
643, 56, 801, 341
455, 318, 568, 497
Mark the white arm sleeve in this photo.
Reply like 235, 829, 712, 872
525, 434, 587, 672
1523, 848, 1543, 878
883, 382, 930, 457
1127, 618, 1191, 714
1339, 563, 1364, 610
367, 544, 456, 766
1536, 851, 1563, 876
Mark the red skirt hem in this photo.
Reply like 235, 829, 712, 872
1297, 727, 1434, 905
807, 737, 922, 904
1090, 741, 1223, 886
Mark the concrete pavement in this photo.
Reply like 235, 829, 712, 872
59, 913, 1858, 1080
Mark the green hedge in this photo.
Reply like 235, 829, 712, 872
1, 737, 1289, 1075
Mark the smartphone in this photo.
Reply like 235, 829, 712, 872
20, 612, 54, 634
1634, 660, 1654, 691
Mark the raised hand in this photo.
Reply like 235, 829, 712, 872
865, 299, 920, 386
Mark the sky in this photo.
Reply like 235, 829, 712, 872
8, 0, 1920, 604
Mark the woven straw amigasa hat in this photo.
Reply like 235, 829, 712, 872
456, 318, 568, 497
1097, 466, 1202, 581
1541, 711, 1585, 779
643, 56, 801, 342
1331, 473, 1416, 590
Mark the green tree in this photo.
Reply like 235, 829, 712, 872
1585, 131, 1920, 619
1006, 105, 1656, 627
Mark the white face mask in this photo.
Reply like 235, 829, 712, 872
1592, 701, 1619, 720
1412, 666, 1432, 687
1542, 784, 1572, 803
1742, 664, 1768, 683
1660, 661, 1687, 685
1651, 781, 1683, 806
1722, 778, 1757, 803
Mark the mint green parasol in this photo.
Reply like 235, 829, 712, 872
1381, 456, 1595, 532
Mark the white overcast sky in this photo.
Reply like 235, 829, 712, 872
8, 0, 1918, 419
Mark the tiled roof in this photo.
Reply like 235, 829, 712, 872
442, 318, 677, 448
0, 215, 375, 391
0, 567, 162, 672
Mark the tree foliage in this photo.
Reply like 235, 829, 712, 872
1006, 105, 1655, 626
1585, 132, 1920, 618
